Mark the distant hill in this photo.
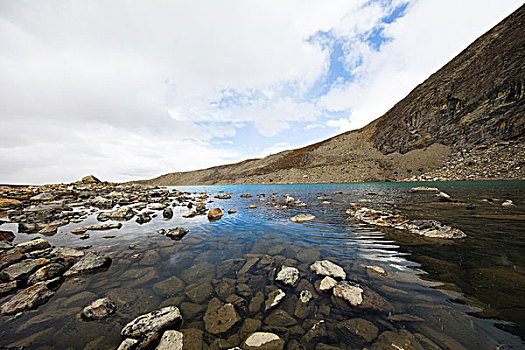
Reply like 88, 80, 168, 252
138, 5, 524, 186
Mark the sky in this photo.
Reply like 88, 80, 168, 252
0, 0, 522, 184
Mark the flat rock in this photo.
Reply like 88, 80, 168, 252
182, 211, 197, 218
63, 251, 111, 277
0, 282, 55, 315
0, 230, 15, 242
27, 262, 67, 285
153, 276, 185, 296
337, 318, 378, 343
370, 329, 424, 350
264, 310, 297, 327
264, 289, 285, 311
108, 207, 135, 221
310, 260, 346, 280
13, 238, 51, 254
290, 214, 315, 223
162, 228, 189, 240
0, 252, 25, 270
1, 258, 49, 281
242, 332, 284, 350
203, 300, 241, 334
117, 338, 138, 350
81, 297, 117, 320
71, 223, 122, 234
0, 280, 18, 295
156, 330, 183, 350
333, 281, 363, 307
121, 306, 182, 338
275, 266, 299, 287
185, 282, 213, 304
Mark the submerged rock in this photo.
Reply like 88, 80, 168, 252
337, 318, 378, 343
71, 223, 122, 234
310, 260, 346, 280
275, 266, 299, 287
371, 329, 424, 350
333, 281, 363, 307
81, 297, 117, 320
264, 289, 286, 311
0, 282, 55, 315
156, 330, 183, 350
290, 214, 315, 223
242, 332, 284, 350
63, 252, 111, 277
203, 299, 241, 334
319, 276, 337, 292
121, 306, 182, 338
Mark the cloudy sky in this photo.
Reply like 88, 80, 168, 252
0, 0, 521, 184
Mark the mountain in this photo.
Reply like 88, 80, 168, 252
139, 6, 524, 186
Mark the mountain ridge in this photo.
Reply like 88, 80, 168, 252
137, 5, 524, 186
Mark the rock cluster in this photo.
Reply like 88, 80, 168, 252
346, 204, 467, 239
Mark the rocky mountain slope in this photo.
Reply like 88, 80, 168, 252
140, 6, 524, 186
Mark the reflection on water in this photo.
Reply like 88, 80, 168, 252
1, 181, 524, 349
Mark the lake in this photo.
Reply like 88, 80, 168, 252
1, 181, 524, 349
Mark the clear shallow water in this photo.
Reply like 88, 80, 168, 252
1, 181, 524, 349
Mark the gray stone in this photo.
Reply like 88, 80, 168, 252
81, 297, 117, 320
108, 207, 135, 221
0, 280, 18, 295
156, 330, 183, 350
0, 282, 55, 315
333, 281, 363, 307
275, 266, 299, 287
290, 214, 315, 223
319, 276, 337, 292
0, 258, 49, 281
121, 306, 182, 338
164, 228, 189, 240
63, 252, 111, 277
117, 338, 138, 350
13, 238, 51, 254
27, 262, 67, 285
310, 260, 346, 280
242, 332, 284, 350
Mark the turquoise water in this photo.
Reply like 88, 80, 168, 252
1, 181, 524, 349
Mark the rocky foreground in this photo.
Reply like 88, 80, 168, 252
0, 175, 494, 349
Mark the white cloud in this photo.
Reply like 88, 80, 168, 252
0, 0, 521, 183
261, 142, 291, 157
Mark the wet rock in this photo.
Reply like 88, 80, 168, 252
71, 223, 122, 234
0, 258, 49, 281
237, 283, 253, 299
208, 208, 224, 221
153, 276, 185, 296
370, 329, 424, 350
27, 262, 67, 285
160, 227, 189, 240
502, 199, 514, 207
140, 250, 161, 266
436, 191, 452, 202
275, 266, 299, 287
81, 297, 117, 320
0, 282, 55, 315
135, 213, 152, 224
310, 260, 346, 280
180, 302, 204, 320
406, 219, 466, 239
117, 338, 139, 350
239, 257, 260, 275
0, 230, 15, 242
366, 266, 387, 276
0, 252, 25, 270
242, 332, 284, 350
185, 282, 213, 304
318, 276, 337, 293
240, 318, 262, 341
249, 291, 265, 314
264, 289, 285, 312
182, 210, 197, 218
240, 194, 253, 198
156, 330, 183, 350
299, 290, 312, 304
0, 280, 18, 295
203, 299, 241, 334
215, 281, 236, 301
290, 214, 315, 223
228, 210, 237, 214
13, 238, 51, 254
337, 318, 378, 343
296, 250, 320, 263
163, 207, 174, 219
302, 320, 328, 344
264, 309, 297, 327
215, 194, 231, 199
63, 251, 111, 277
294, 291, 313, 319
121, 306, 182, 338
333, 281, 363, 307
108, 207, 135, 221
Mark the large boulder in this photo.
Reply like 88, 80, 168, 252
121, 306, 182, 338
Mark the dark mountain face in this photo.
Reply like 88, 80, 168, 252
370, 5, 524, 154
139, 6, 524, 186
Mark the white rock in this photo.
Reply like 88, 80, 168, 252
275, 266, 299, 287
243, 332, 284, 349
264, 289, 285, 311
502, 199, 514, 207
121, 306, 182, 338
319, 276, 337, 292
310, 260, 346, 280
156, 330, 183, 350
333, 281, 363, 307
117, 338, 138, 350
299, 290, 312, 304
290, 214, 315, 223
